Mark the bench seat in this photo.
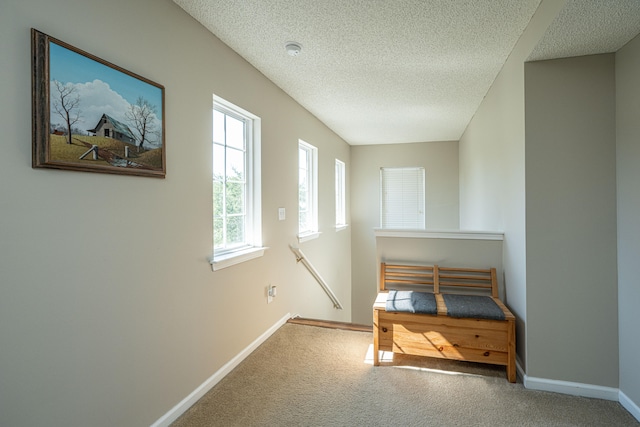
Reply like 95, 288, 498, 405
373, 263, 516, 383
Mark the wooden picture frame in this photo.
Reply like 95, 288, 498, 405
32, 29, 166, 178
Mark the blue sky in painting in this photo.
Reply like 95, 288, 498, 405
49, 42, 162, 111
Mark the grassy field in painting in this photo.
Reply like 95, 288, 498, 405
49, 134, 162, 169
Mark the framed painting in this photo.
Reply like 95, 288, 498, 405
31, 28, 166, 178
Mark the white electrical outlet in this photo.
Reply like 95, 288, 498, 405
267, 284, 276, 303
278, 207, 286, 221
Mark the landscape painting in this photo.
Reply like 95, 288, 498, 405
32, 29, 165, 177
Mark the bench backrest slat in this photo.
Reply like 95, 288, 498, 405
381, 262, 498, 298
379, 263, 435, 292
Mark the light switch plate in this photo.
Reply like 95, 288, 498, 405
278, 207, 285, 221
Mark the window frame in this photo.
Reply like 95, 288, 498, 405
335, 159, 347, 230
380, 166, 426, 230
298, 139, 319, 242
210, 95, 265, 270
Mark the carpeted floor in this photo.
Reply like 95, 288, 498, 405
172, 323, 639, 426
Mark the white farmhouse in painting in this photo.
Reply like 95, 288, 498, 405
88, 114, 135, 145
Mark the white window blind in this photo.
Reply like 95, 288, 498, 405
380, 167, 425, 229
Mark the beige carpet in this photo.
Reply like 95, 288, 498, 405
172, 323, 639, 426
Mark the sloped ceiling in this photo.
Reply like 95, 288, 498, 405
173, 0, 640, 145
528, 0, 640, 62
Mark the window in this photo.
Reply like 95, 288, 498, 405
380, 167, 425, 229
335, 159, 346, 229
298, 140, 318, 241
211, 96, 263, 270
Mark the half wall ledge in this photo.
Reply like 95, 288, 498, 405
374, 229, 504, 240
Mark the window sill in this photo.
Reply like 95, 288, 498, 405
335, 224, 349, 232
210, 246, 268, 271
297, 231, 321, 243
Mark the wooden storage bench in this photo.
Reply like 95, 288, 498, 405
373, 263, 516, 382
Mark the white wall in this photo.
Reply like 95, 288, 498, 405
0, 1, 351, 425
458, 56, 527, 340
616, 33, 640, 410
458, 0, 640, 412
350, 141, 459, 325
524, 54, 618, 387
458, 0, 565, 370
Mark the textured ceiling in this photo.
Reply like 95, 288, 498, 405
173, 0, 640, 146
528, 0, 640, 62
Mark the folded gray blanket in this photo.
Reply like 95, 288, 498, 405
442, 294, 505, 320
385, 290, 437, 314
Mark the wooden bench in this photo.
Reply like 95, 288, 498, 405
372, 263, 516, 382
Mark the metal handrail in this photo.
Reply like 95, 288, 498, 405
289, 245, 343, 309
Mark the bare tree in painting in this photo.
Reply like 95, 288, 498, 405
126, 96, 159, 151
52, 80, 82, 144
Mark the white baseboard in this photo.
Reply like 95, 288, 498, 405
513, 360, 640, 422
150, 313, 291, 427
523, 374, 619, 401
620, 390, 640, 422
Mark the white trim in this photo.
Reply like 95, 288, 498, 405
517, 360, 639, 422
298, 140, 318, 237
374, 229, 504, 240
620, 390, 640, 422
297, 231, 321, 243
523, 374, 619, 401
150, 313, 291, 427
335, 224, 349, 232
213, 94, 256, 119
335, 159, 346, 227
210, 246, 268, 271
